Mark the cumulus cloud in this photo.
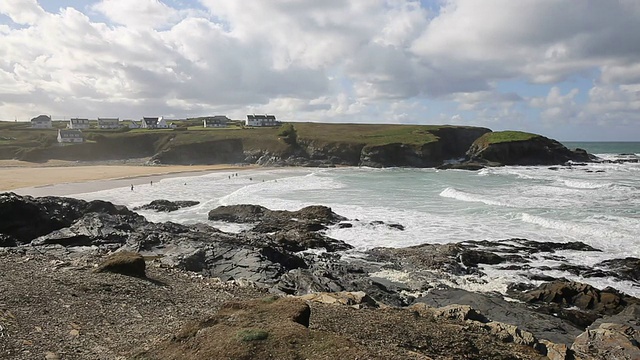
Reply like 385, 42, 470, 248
0, 0, 639, 139
92, 0, 180, 29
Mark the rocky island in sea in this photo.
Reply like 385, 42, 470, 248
2, 122, 640, 359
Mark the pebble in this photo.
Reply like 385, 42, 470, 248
45, 351, 60, 360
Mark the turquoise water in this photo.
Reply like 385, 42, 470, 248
70, 146, 640, 296
563, 141, 640, 155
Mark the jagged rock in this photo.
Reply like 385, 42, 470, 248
517, 281, 640, 330
539, 340, 568, 360
207, 204, 268, 222
297, 291, 378, 308
133, 199, 200, 212
410, 303, 489, 323
571, 323, 640, 360
460, 249, 505, 266
272, 230, 353, 252
416, 288, 583, 345
596, 257, 640, 282
31, 212, 142, 247
94, 251, 146, 277
485, 322, 538, 347
461, 239, 601, 255
0, 192, 139, 245
522, 281, 636, 316
208, 204, 346, 226
368, 243, 468, 275
588, 304, 640, 332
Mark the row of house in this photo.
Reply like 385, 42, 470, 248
30, 114, 282, 131
31, 115, 122, 129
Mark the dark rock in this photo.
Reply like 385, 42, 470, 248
437, 162, 486, 170
368, 221, 405, 231
553, 264, 610, 278
208, 204, 346, 226
516, 281, 640, 329
368, 243, 468, 275
94, 251, 146, 277
460, 249, 505, 266
273, 230, 352, 253
0, 234, 17, 247
589, 304, 640, 332
466, 133, 595, 166
387, 223, 405, 231
207, 204, 268, 222
31, 212, 143, 247
0, 192, 140, 245
133, 199, 200, 212
337, 222, 353, 229
416, 288, 583, 345
596, 257, 640, 282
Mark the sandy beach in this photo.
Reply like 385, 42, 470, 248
0, 160, 255, 196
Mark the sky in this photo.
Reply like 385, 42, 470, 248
1, 1, 640, 141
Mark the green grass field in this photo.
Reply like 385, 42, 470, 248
0, 120, 490, 160
474, 131, 539, 147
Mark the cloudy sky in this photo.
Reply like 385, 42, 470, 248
1, 0, 640, 140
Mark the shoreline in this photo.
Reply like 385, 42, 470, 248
1, 160, 258, 197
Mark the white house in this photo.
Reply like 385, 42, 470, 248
69, 118, 91, 129
57, 129, 83, 143
246, 114, 280, 127
97, 117, 120, 129
141, 116, 168, 129
203, 115, 230, 128
30, 115, 52, 128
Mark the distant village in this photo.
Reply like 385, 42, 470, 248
28, 114, 281, 143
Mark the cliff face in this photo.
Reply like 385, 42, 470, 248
292, 126, 492, 168
150, 139, 245, 165
6, 124, 590, 168
15, 133, 165, 162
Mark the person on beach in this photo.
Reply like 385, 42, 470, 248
150, 180, 153, 186
131, 184, 134, 191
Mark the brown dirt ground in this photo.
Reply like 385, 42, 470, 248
0, 250, 546, 360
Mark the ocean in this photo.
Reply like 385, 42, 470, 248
70, 142, 640, 296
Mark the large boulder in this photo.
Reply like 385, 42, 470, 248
94, 251, 146, 278
207, 204, 268, 222
571, 323, 640, 360
133, 199, 200, 212
0, 192, 140, 245
519, 281, 640, 329
208, 204, 346, 225
466, 131, 593, 166
416, 288, 583, 345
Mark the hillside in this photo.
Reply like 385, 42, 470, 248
0, 121, 588, 167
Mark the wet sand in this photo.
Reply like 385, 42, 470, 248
0, 160, 255, 196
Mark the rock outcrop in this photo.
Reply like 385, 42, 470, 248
133, 199, 200, 212
94, 251, 147, 277
466, 131, 593, 166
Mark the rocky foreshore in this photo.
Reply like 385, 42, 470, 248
2, 193, 640, 359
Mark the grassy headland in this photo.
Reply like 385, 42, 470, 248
473, 131, 539, 147
0, 121, 488, 164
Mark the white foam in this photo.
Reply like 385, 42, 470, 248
561, 179, 613, 189
66, 163, 640, 297
439, 187, 510, 207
